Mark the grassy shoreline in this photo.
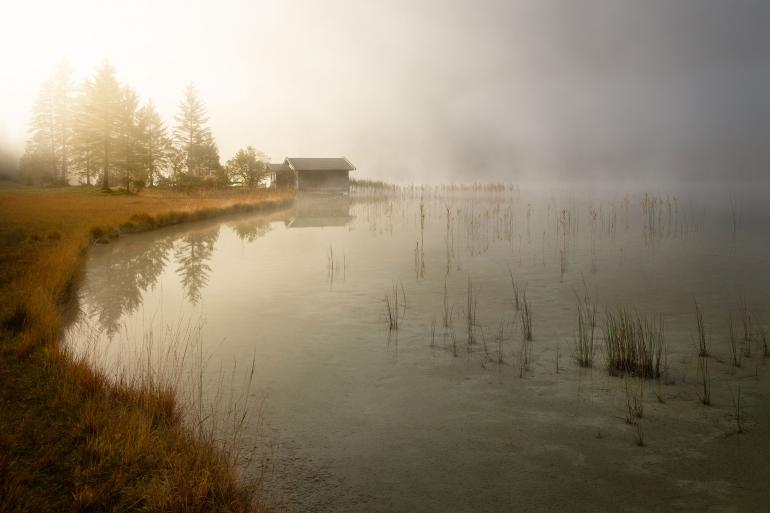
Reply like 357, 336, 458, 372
0, 182, 292, 512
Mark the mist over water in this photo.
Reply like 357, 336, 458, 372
65, 187, 770, 512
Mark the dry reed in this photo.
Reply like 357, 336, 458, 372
520, 293, 532, 342
575, 300, 596, 367
739, 299, 752, 358
603, 308, 666, 379
694, 299, 709, 357
466, 276, 477, 345
508, 268, 522, 311
624, 381, 644, 424
385, 282, 400, 330
697, 356, 711, 406
495, 321, 506, 364
759, 325, 769, 358
729, 313, 742, 368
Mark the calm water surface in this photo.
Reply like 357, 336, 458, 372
67, 185, 770, 512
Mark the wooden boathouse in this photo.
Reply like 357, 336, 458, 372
269, 157, 355, 193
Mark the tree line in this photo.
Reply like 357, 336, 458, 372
20, 61, 270, 190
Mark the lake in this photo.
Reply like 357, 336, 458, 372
66, 184, 770, 512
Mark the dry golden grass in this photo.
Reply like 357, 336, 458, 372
0, 181, 292, 512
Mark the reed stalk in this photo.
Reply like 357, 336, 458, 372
384, 282, 399, 330
730, 385, 744, 434
575, 300, 596, 367
520, 293, 532, 342
698, 356, 711, 406
694, 299, 709, 357
729, 313, 741, 368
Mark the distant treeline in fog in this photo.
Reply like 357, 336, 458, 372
18, 62, 269, 190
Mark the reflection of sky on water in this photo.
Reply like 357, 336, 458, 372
67, 188, 770, 513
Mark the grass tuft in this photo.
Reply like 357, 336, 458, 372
575, 299, 597, 368
604, 308, 666, 379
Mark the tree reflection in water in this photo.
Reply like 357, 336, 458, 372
229, 218, 270, 242
83, 236, 175, 335
173, 226, 220, 304
81, 216, 278, 334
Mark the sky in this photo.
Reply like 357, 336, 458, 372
1, 0, 769, 184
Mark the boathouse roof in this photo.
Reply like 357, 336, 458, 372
284, 157, 356, 172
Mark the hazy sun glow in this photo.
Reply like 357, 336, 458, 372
3, 0, 770, 183
2, 1, 417, 171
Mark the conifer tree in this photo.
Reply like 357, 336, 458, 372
136, 100, 170, 186
173, 84, 218, 177
20, 61, 76, 185
80, 62, 122, 189
20, 79, 57, 183
52, 61, 75, 183
71, 78, 98, 185
116, 86, 141, 187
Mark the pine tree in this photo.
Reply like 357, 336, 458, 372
22, 64, 229, 190
115, 86, 141, 188
197, 132, 222, 178
80, 62, 122, 189
52, 61, 74, 183
71, 79, 98, 185
136, 100, 170, 186
173, 84, 217, 177
20, 78, 57, 184
20, 62, 76, 185
168, 146, 187, 181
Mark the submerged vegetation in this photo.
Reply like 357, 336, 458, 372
367, 185, 765, 457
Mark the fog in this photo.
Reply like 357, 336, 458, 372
2, 0, 769, 184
